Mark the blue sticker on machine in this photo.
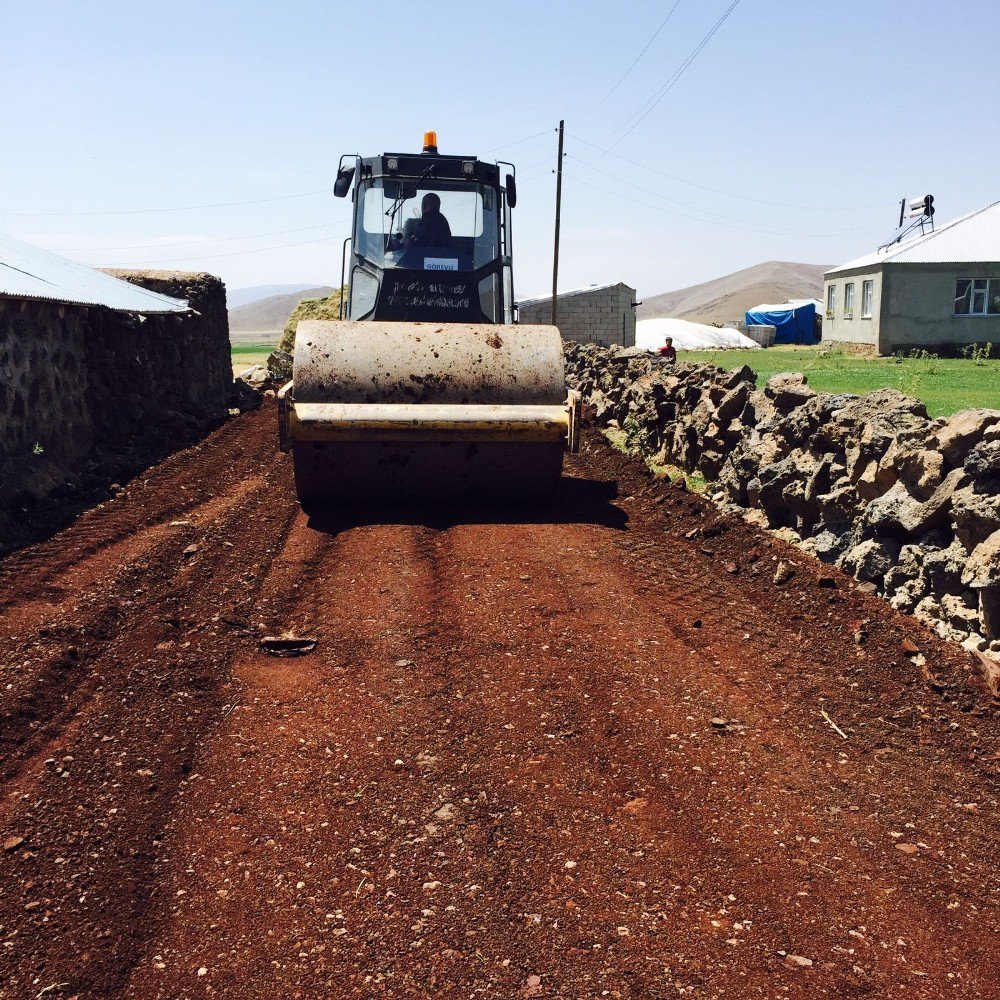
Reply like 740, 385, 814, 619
424, 258, 459, 271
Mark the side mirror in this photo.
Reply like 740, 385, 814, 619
505, 173, 517, 208
333, 166, 355, 198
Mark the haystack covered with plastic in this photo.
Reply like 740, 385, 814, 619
636, 317, 760, 352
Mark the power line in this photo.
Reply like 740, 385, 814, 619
518, 165, 557, 184
606, 0, 742, 149
0, 188, 330, 218
595, 1, 684, 108
566, 154, 881, 233
518, 153, 558, 173
2, 131, 549, 218
55, 221, 349, 253
569, 133, 888, 211
116, 235, 347, 266
608, 0, 740, 145
510, 152, 561, 184
566, 173, 884, 238
483, 128, 553, 156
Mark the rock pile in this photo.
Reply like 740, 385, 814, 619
229, 351, 292, 413
266, 349, 293, 381
565, 343, 1000, 655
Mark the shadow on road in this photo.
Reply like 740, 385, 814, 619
304, 475, 627, 535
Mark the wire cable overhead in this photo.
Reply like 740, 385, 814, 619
0, 188, 331, 218
125, 234, 347, 266
55, 221, 349, 253
594, 1, 684, 108
568, 134, 889, 212
483, 128, 553, 156
565, 154, 883, 233
566, 173, 882, 239
605, 0, 742, 150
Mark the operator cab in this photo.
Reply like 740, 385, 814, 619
333, 131, 517, 324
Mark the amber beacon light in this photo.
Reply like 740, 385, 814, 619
422, 130, 438, 154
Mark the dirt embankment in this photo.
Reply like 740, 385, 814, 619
0, 400, 997, 998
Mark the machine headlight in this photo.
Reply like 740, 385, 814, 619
478, 273, 498, 322
350, 268, 379, 319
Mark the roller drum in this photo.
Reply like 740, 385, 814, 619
289, 320, 568, 507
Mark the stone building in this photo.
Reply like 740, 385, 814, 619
824, 201, 1000, 355
517, 282, 636, 347
1, 232, 231, 549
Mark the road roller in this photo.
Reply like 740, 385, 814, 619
278, 131, 580, 510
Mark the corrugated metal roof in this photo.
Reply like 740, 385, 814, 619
0, 232, 189, 313
516, 281, 633, 307
826, 201, 1000, 275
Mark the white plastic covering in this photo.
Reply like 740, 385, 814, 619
748, 298, 822, 313
0, 232, 189, 313
636, 317, 761, 352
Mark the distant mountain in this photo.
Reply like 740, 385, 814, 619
638, 261, 829, 326
227, 283, 330, 309
229, 285, 336, 338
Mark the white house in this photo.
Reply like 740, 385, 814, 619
823, 201, 1000, 355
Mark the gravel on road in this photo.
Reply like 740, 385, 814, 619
1, 401, 997, 998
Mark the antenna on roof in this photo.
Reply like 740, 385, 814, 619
880, 194, 935, 252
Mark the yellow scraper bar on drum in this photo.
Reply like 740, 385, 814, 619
288, 402, 572, 444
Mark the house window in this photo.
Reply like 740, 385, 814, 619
826, 284, 836, 318
861, 279, 874, 319
955, 278, 1000, 315
844, 282, 855, 319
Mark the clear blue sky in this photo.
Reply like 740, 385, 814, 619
2, 0, 998, 299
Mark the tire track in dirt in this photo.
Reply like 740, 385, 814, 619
427, 520, 849, 998
0, 478, 274, 783
377, 482, 999, 996
0, 408, 301, 998
0, 476, 265, 625
117, 520, 451, 996
0, 426, 275, 602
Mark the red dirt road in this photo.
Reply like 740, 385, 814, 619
1, 401, 997, 999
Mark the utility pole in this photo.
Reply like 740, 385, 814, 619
551, 119, 565, 327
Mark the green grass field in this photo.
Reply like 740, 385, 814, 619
231, 342, 274, 376
678, 346, 1000, 418
230, 341, 998, 418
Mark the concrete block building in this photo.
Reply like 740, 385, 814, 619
517, 282, 636, 347
823, 201, 1000, 355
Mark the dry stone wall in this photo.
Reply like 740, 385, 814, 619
566, 342, 1000, 656
0, 271, 231, 551
2, 304, 90, 481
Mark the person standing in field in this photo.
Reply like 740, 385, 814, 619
657, 336, 676, 363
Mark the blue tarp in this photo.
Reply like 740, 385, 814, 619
745, 301, 820, 345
